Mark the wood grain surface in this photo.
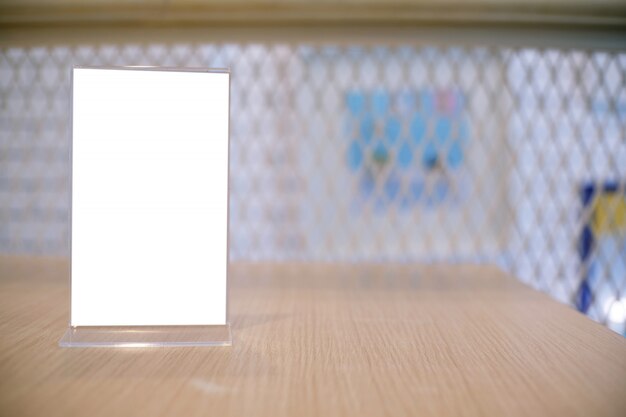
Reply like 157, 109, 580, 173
1, 255, 625, 417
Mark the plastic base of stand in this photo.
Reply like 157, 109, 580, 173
59, 324, 232, 347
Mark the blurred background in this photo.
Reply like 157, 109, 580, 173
1, 1, 625, 334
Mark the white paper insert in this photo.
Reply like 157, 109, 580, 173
71, 68, 229, 326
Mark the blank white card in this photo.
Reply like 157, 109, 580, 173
71, 68, 229, 326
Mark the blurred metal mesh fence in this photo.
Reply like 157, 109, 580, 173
1, 43, 625, 334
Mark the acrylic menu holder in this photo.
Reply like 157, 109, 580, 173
59, 66, 232, 347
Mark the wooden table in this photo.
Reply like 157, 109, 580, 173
1, 256, 625, 417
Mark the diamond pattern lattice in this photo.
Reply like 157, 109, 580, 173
0, 43, 625, 334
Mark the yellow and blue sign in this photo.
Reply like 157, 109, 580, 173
577, 181, 626, 332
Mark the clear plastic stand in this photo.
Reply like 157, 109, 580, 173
60, 66, 232, 348
59, 324, 232, 347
